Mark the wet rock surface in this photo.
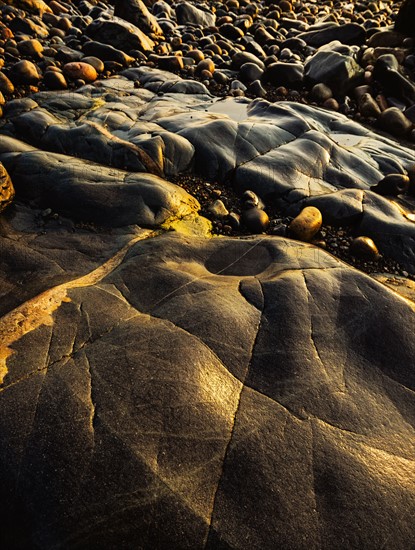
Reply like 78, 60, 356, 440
1, 0, 415, 547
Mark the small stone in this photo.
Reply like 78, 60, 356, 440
196, 58, 215, 75
359, 92, 381, 118
17, 39, 44, 59
241, 208, 270, 233
0, 163, 15, 212
81, 56, 105, 73
227, 212, 240, 230
350, 236, 379, 261
63, 62, 98, 83
323, 98, 339, 111
9, 60, 40, 85
44, 70, 67, 90
310, 82, 332, 103
0, 72, 15, 95
378, 107, 413, 137
371, 174, 410, 196
242, 190, 264, 209
288, 206, 323, 242
208, 199, 229, 218
270, 223, 287, 236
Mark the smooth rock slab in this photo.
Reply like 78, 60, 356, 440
0, 230, 415, 548
0, 142, 199, 227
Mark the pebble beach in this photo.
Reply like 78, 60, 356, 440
1, 0, 415, 548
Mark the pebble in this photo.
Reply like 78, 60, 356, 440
63, 62, 98, 83
208, 199, 229, 218
378, 107, 413, 137
241, 208, 270, 233
43, 69, 67, 90
371, 174, 410, 196
288, 206, 323, 242
350, 236, 379, 261
9, 60, 40, 85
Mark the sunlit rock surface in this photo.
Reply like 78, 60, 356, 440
1, 71, 415, 549
1, 72, 415, 267
0, 209, 415, 548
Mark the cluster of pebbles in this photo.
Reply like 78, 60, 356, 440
0, 0, 415, 279
171, 172, 414, 278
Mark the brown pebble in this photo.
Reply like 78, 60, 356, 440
0, 71, 14, 95
378, 107, 412, 137
323, 98, 339, 111
289, 206, 323, 242
350, 236, 379, 261
241, 208, 270, 233
44, 70, 67, 90
196, 58, 215, 75
63, 62, 97, 83
9, 60, 40, 85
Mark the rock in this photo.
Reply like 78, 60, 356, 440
372, 54, 415, 106
304, 50, 364, 96
298, 189, 365, 225
176, 2, 216, 27
219, 23, 244, 41
0, 72, 15, 95
0, 146, 198, 227
299, 23, 366, 47
81, 57, 105, 74
153, 53, 186, 72
395, 0, 415, 37
310, 83, 333, 103
289, 206, 323, 241
63, 62, 98, 83
114, 0, 163, 36
86, 16, 155, 53
239, 63, 263, 84
3, 0, 51, 13
9, 60, 40, 85
8, 14, 49, 38
196, 58, 215, 75
17, 39, 44, 59
350, 236, 379, 260
208, 199, 229, 218
378, 107, 413, 137
247, 79, 266, 97
359, 92, 381, 118
242, 190, 263, 209
371, 174, 410, 196
82, 41, 135, 67
1, 229, 415, 548
55, 46, 84, 64
231, 51, 265, 70
0, 162, 15, 212
367, 31, 405, 48
262, 62, 304, 90
43, 70, 67, 90
322, 98, 339, 111
241, 208, 270, 233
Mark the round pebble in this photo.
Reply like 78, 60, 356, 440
241, 208, 270, 233
350, 236, 379, 261
289, 206, 323, 242
63, 62, 98, 83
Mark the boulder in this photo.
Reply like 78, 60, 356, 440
113, 0, 163, 36
86, 16, 155, 53
304, 50, 364, 96
395, 0, 415, 37
175, 2, 216, 27
299, 22, 366, 47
